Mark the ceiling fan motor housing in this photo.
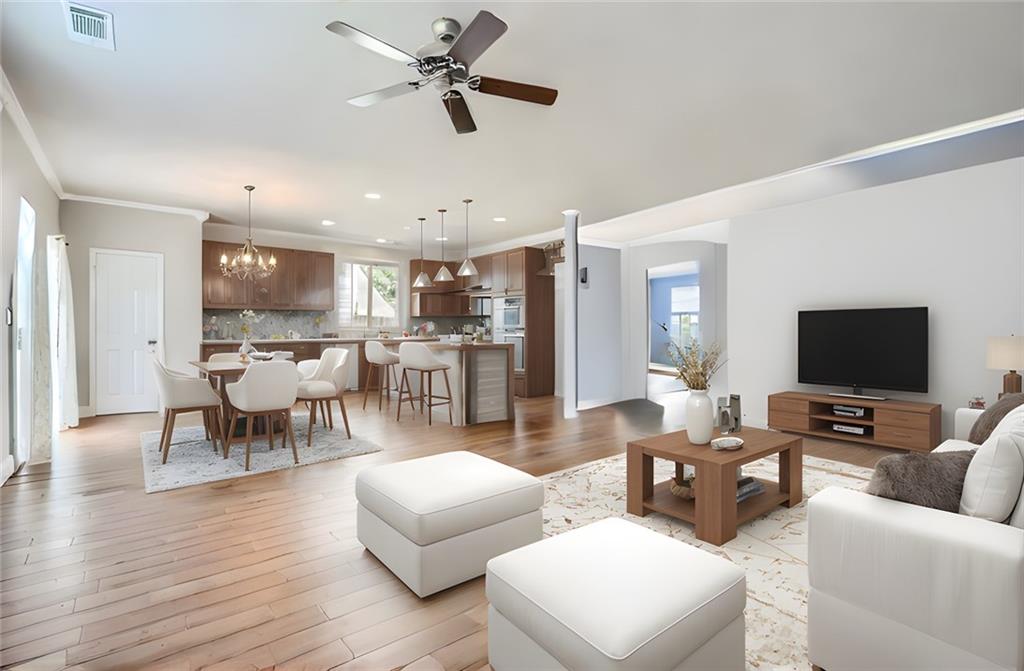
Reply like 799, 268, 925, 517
431, 17, 461, 43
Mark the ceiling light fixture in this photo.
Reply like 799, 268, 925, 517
375, 238, 389, 244
457, 198, 478, 277
434, 237, 449, 242
412, 217, 433, 288
364, 192, 382, 200
321, 219, 336, 226
220, 185, 276, 280
434, 209, 454, 282
493, 216, 507, 222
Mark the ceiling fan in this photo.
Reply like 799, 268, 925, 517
326, 11, 558, 134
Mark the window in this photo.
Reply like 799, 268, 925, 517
669, 285, 700, 346
337, 262, 399, 328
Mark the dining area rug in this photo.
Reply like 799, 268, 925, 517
139, 411, 381, 493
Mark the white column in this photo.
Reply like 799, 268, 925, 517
562, 210, 580, 419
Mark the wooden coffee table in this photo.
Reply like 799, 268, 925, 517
626, 427, 803, 545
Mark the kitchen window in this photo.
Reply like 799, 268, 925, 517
337, 262, 399, 328
669, 285, 700, 345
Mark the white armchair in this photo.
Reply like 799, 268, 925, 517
808, 408, 1024, 671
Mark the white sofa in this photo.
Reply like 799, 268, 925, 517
808, 407, 1024, 671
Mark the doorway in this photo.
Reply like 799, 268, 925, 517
12, 198, 36, 468
90, 248, 163, 414
646, 261, 700, 411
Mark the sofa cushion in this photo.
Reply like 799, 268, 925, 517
960, 431, 1024, 522
969, 393, 1024, 444
486, 518, 745, 670
866, 450, 975, 513
355, 451, 543, 545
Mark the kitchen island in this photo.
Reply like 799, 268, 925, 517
199, 337, 514, 425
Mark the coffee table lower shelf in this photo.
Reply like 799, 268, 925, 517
642, 478, 790, 527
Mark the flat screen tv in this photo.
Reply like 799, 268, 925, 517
797, 307, 928, 394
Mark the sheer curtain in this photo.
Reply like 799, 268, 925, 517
47, 236, 78, 432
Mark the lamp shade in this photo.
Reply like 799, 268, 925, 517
413, 271, 433, 288
457, 257, 478, 277
987, 336, 1024, 370
434, 264, 454, 282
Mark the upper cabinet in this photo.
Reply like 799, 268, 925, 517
471, 254, 492, 289
202, 240, 334, 311
491, 252, 507, 295
505, 249, 525, 295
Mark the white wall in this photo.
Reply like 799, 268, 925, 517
729, 157, 1024, 437
620, 241, 728, 400
577, 245, 623, 408
1, 108, 61, 465
203, 223, 414, 331
61, 200, 203, 411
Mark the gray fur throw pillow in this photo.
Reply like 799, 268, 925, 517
865, 450, 975, 512
969, 392, 1024, 444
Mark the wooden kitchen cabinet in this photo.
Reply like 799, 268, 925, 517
411, 292, 467, 317
505, 249, 525, 294
202, 241, 250, 309
202, 241, 334, 310
491, 252, 507, 294
471, 254, 492, 289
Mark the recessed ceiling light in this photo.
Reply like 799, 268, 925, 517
493, 217, 507, 222
321, 219, 336, 226
364, 193, 381, 200
403, 226, 411, 230
434, 237, 449, 241
375, 238, 389, 244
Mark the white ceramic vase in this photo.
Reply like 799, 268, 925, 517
686, 389, 714, 445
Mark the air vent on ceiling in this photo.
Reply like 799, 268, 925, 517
63, 2, 115, 51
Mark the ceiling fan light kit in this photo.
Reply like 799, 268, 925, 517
326, 10, 558, 134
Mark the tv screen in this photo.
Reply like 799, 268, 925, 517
798, 307, 928, 393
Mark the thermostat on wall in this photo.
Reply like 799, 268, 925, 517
579, 267, 588, 288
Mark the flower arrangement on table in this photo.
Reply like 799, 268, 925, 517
662, 334, 725, 390
238, 309, 265, 337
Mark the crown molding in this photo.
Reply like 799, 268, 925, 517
203, 221, 413, 251
1, 68, 65, 197
62, 193, 210, 222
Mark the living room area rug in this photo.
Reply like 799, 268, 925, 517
540, 452, 874, 670
139, 411, 381, 493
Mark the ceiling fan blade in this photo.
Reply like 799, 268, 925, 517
473, 76, 558, 106
326, 21, 418, 65
447, 11, 507, 67
442, 91, 477, 134
348, 80, 422, 107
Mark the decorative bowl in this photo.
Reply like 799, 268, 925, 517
249, 352, 273, 361
710, 436, 744, 451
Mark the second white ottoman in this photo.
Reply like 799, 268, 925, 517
487, 518, 746, 670
356, 451, 544, 597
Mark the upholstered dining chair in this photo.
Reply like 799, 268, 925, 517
152, 361, 224, 464
363, 340, 401, 412
397, 342, 453, 426
296, 347, 352, 445
224, 360, 300, 471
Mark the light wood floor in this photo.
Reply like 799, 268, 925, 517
0, 394, 896, 670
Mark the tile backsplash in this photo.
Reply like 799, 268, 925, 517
203, 310, 330, 340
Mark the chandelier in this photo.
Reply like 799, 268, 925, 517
220, 185, 276, 280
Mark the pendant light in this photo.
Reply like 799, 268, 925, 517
412, 217, 433, 288
457, 198, 478, 277
220, 185, 276, 280
434, 208, 454, 282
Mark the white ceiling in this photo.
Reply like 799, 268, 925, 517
4, 2, 1023, 248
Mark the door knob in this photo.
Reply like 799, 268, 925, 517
147, 340, 158, 345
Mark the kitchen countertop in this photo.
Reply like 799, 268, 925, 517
425, 342, 512, 351
201, 337, 440, 345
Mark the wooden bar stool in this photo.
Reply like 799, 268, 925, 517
396, 342, 453, 426
363, 341, 400, 411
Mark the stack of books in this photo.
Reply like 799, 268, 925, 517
736, 475, 764, 503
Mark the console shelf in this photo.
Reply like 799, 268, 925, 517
768, 391, 941, 452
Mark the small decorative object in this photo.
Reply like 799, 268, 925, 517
203, 315, 220, 340
314, 314, 325, 334
287, 329, 302, 339
669, 473, 696, 500
711, 436, 744, 451
969, 396, 987, 410
659, 333, 725, 446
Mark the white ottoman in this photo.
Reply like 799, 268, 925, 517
486, 518, 746, 671
356, 451, 544, 597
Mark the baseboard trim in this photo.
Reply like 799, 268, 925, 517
78, 405, 95, 419
1, 454, 15, 485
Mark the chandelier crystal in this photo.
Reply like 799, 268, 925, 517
220, 185, 276, 280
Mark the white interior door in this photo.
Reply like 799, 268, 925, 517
93, 250, 162, 414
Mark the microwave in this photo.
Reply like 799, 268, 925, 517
496, 296, 525, 329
